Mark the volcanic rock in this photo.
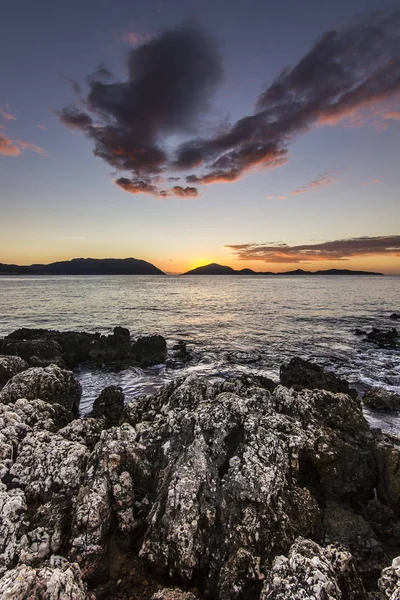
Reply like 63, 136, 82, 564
280, 357, 357, 398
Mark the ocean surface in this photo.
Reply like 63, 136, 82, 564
0, 274, 399, 435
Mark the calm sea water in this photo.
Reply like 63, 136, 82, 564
0, 274, 399, 434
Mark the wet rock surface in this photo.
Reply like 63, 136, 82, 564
0, 327, 167, 370
364, 387, 400, 413
280, 356, 357, 398
363, 327, 399, 349
0, 365, 400, 599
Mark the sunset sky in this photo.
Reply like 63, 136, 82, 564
0, 0, 399, 274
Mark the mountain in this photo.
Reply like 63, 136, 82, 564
182, 263, 384, 276
0, 258, 165, 275
183, 263, 275, 275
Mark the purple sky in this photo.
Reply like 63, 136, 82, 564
0, 0, 399, 273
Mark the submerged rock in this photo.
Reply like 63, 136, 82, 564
0, 364, 81, 419
279, 357, 357, 398
363, 386, 400, 413
0, 355, 28, 389
366, 327, 399, 349
89, 385, 125, 428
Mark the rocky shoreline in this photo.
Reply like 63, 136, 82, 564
0, 328, 400, 599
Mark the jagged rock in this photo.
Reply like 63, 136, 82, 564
363, 387, 400, 413
0, 365, 81, 419
10, 430, 89, 500
128, 377, 377, 598
390, 313, 400, 320
0, 488, 28, 575
69, 424, 152, 581
260, 537, 366, 599
59, 417, 106, 450
151, 589, 198, 600
280, 357, 357, 399
378, 556, 400, 599
89, 385, 124, 428
0, 355, 28, 389
0, 556, 89, 599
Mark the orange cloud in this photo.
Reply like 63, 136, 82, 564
291, 172, 339, 196
385, 111, 400, 120
0, 135, 20, 156
362, 179, 380, 186
0, 105, 16, 121
225, 235, 400, 264
0, 136, 47, 157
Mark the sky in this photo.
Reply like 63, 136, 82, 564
0, 0, 399, 274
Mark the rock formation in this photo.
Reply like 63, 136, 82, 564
0, 355, 399, 599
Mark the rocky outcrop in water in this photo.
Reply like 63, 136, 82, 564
0, 362, 400, 599
280, 357, 357, 398
361, 327, 399, 349
364, 387, 400, 413
0, 327, 168, 370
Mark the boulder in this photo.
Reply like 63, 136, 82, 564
89, 385, 125, 428
0, 557, 89, 600
0, 355, 28, 389
0, 365, 81, 419
280, 357, 357, 399
260, 538, 365, 600
363, 387, 400, 412
390, 313, 400, 320
131, 334, 167, 367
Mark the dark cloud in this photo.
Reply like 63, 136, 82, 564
225, 235, 400, 264
179, 10, 400, 184
58, 11, 400, 197
115, 177, 198, 198
58, 24, 222, 197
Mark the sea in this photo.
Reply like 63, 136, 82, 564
0, 274, 399, 435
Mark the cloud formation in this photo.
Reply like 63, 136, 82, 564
0, 135, 20, 156
59, 25, 222, 198
0, 135, 47, 157
0, 105, 16, 121
225, 235, 400, 264
290, 172, 339, 195
58, 11, 400, 197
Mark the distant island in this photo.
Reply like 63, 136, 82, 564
0, 258, 165, 275
0, 259, 385, 276
183, 263, 384, 276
